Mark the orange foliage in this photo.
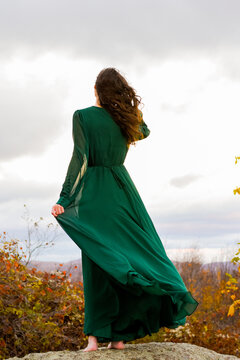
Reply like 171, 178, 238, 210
0, 232, 87, 359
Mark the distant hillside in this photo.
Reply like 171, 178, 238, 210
172, 259, 238, 274
26, 258, 83, 282
24, 259, 238, 285
201, 261, 238, 273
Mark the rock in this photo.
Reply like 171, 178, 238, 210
7, 342, 238, 360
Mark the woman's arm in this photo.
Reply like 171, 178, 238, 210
54, 110, 89, 210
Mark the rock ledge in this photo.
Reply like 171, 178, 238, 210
8, 341, 238, 360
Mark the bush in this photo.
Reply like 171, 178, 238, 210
0, 232, 87, 359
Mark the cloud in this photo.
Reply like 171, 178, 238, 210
150, 197, 240, 245
160, 102, 189, 114
169, 173, 203, 188
0, 1, 240, 63
0, 77, 67, 161
0, 178, 56, 203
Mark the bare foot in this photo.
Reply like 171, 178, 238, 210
82, 335, 98, 352
107, 340, 125, 350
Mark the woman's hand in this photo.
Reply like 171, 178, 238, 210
51, 204, 64, 217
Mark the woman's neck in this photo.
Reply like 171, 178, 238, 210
94, 102, 103, 108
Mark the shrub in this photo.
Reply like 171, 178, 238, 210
0, 232, 87, 359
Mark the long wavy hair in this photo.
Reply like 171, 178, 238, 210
95, 67, 144, 147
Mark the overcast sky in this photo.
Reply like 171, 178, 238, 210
0, 0, 240, 264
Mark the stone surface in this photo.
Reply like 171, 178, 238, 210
7, 342, 239, 360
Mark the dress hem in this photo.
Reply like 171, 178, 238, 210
83, 269, 199, 343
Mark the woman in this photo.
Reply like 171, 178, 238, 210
51, 67, 199, 352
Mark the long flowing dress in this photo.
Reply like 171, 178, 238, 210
55, 106, 199, 343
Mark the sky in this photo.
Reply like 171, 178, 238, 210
0, 0, 240, 264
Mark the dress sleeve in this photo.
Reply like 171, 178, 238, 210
137, 110, 150, 140
56, 110, 89, 209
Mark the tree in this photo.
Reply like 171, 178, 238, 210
223, 156, 240, 316
20, 204, 62, 266
233, 156, 240, 195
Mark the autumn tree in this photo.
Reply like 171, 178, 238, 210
224, 156, 240, 317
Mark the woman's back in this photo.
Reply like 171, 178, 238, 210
80, 106, 128, 167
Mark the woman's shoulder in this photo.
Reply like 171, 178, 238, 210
76, 106, 96, 115
72, 106, 96, 124
75, 106, 110, 124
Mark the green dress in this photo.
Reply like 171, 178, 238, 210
55, 106, 199, 343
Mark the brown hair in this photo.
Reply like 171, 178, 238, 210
95, 67, 144, 147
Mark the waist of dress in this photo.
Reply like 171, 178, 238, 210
88, 164, 124, 168
88, 164, 125, 188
